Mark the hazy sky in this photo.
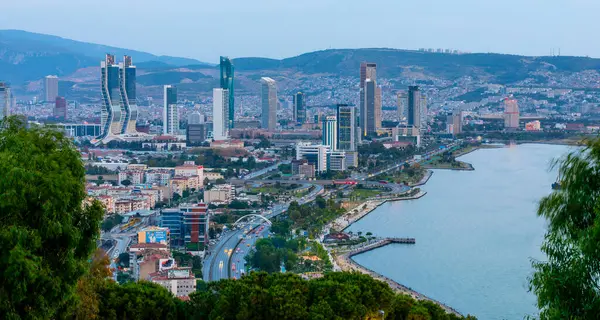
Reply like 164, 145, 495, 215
1, 0, 597, 63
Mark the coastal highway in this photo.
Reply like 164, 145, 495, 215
204, 184, 324, 282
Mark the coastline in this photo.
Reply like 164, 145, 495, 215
333, 243, 464, 317
330, 149, 488, 317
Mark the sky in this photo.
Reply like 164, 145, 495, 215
1, 0, 598, 63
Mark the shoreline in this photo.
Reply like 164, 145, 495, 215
334, 190, 428, 232
332, 149, 488, 317
333, 243, 464, 317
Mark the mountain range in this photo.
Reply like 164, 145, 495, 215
2, 30, 600, 99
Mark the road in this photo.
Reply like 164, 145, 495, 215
243, 160, 290, 180
204, 184, 324, 282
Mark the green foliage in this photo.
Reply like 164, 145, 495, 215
183, 272, 470, 320
0, 116, 104, 319
120, 179, 132, 186
101, 214, 124, 232
97, 281, 183, 320
530, 139, 600, 319
85, 164, 117, 175
117, 252, 130, 268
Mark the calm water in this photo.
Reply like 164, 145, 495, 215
348, 144, 572, 320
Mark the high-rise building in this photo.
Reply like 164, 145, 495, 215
447, 112, 462, 135
0, 82, 10, 120
504, 98, 520, 128
322, 116, 337, 150
213, 88, 229, 140
95, 54, 139, 144
293, 92, 306, 124
420, 95, 428, 129
337, 105, 356, 151
220, 57, 235, 129
260, 77, 277, 130
44, 75, 59, 102
120, 55, 138, 134
359, 62, 380, 136
362, 79, 380, 135
54, 96, 67, 120
407, 86, 422, 129
163, 85, 179, 135
181, 202, 210, 246
99, 54, 122, 140
360, 62, 377, 88
397, 91, 407, 121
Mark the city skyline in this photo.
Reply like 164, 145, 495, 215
2, 0, 600, 62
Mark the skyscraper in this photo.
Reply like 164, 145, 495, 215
322, 116, 337, 150
407, 86, 421, 129
220, 57, 234, 129
397, 91, 407, 121
362, 79, 379, 135
260, 77, 277, 130
337, 104, 356, 151
359, 62, 380, 136
360, 62, 377, 88
0, 82, 10, 120
293, 92, 306, 124
120, 55, 138, 134
504, 97, 520, 128
213, 88, 230, 140
95, 54, 139, 144
54, 96, 67, 120
99, 54, 122, 140
163, 85, 178, 135
44, 75, 59, 102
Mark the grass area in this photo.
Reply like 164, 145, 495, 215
349, 188, 382, 200
375, 167, 426, 185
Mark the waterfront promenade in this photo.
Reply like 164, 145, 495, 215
331, 190, 427, 232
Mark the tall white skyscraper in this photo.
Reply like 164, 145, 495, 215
260, 77, 277, 130
0, 82, 10, 120
322, 116, 337, 150
44, 75, 59, 102
213, 88, 230, 140
163, 85, 179, 135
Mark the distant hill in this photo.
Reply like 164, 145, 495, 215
4, 29, 600, 95
0, 29, 213, 84
232, 48, 600, 84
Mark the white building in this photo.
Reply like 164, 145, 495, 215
213, 88, 229, 140
44, 75, 59, 102
294, 142, 349, 172
150, 267, 196, 297
0, 82, 10, 120
322, 116, 337, 150
163, 85, 179, 135
260, 77, 277, 130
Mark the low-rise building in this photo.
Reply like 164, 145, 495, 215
204, 184, 235, 204
149, 267, 196, 297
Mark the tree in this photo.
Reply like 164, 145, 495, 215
117, 252, 130, 268
0, 116, 104, 319
530, 139, 600, 319
97, 281, 182, 319
120, 179, 132, 186
173, 193, 181, 202
73, 249, 112, 320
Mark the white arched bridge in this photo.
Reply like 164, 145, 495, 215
233, 214, 272, 228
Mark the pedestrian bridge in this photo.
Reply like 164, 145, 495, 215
233, 214, 272, 228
